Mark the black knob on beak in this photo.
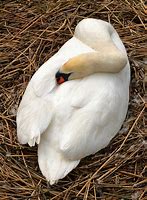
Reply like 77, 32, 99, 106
55, 71, 71, 84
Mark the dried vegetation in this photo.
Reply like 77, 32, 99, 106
0, 0, 146, 199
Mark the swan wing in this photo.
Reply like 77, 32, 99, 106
16, 87, 53, 146
16, 54, 62, 146
59, 75, 129, 160
16, 37, 94, 146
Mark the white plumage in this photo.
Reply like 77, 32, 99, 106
17, 18, 130, 184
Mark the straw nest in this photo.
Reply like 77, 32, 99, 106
0, 0, 146, 199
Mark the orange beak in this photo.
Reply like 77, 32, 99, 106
56, 76, 65, 85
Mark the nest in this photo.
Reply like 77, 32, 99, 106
0, 0, 146, 199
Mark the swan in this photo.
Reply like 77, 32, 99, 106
17, 18, 130, 185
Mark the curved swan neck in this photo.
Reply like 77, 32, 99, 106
59, 18, 128, 80
74, 18, 113, 50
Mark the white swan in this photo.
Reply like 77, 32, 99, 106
17, 18, 130, 185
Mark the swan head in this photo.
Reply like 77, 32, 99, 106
55, 55, 90, 84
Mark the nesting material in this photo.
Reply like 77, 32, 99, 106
0, 0, 146, 199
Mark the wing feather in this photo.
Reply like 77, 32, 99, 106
59, 78, 126, 160
17, 82, 53, 145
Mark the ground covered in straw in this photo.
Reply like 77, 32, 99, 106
0, 0, 146, 199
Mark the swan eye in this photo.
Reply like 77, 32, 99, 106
55, 71, 71, 85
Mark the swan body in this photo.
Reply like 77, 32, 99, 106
17, 18, 130, 184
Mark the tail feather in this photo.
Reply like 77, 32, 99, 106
38, 142, 80, 184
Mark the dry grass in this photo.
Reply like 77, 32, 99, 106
0, 0, 146, 199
